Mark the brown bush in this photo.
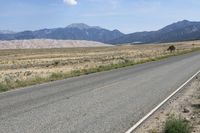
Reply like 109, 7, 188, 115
167, 45, 176, 52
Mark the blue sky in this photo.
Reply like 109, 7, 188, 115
0, 0, 200, 33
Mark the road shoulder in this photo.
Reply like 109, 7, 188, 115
135, 74, 200, 133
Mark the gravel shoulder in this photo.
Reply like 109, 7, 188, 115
135, 74, 200, 133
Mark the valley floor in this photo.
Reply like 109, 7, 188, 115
0, 40, 200, 91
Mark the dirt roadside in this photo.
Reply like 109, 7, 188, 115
135, 74, 200, 133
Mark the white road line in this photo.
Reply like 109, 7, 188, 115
125, 70, 200, 133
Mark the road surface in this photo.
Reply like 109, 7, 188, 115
0, 51, 200, 133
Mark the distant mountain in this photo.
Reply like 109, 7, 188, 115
0, 30, 15, 34
67, 23, 102, 30
110, 20, 200, 44
1, 20, 200, 44
0, 23, 124, 43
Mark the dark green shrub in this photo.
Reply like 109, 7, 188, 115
50, 72, 64, 79
0, 83, 9, 92
164, 116, 192, 133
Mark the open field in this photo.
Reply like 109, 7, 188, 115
1, 47, 200, 133
0, 40, 200, 91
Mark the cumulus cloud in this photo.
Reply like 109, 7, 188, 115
63, 0, 78, 6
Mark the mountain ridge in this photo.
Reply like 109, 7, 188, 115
110, 20, 200, 44
0, 23, 124, 43
1, 20, 200, 44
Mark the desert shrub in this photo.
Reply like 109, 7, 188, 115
71, 70, 81, 76
167, 45, 176, 53
149, 128, 158, 133
0, 83, 9, 92
50, 72, 64, 79
164, 116, 192, 133
52, 60, 60, 66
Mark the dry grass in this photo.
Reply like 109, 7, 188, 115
0, 40, 200, 92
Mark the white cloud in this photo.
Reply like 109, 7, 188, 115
63, 0, 78, 6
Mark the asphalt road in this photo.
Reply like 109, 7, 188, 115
0, 51, 200, 133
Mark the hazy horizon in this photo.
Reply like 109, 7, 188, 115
1, 0, 200, 33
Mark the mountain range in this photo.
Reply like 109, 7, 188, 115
0, 20, 200, 44
110, 20, 200, 44
0, 23, 124, 43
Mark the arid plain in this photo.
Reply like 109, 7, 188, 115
0, 40, 200, 91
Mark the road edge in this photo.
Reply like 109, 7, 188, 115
1, 50, 200, 95
125, 70, 200, 133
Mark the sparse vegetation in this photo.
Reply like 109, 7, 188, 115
50, 72, 65, 79
0, 41, 200, 92
149, 128, 158, 133
0, 83, 9, 92
164, 115, 192, 133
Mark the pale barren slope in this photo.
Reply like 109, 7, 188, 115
0, 39, 111, 49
